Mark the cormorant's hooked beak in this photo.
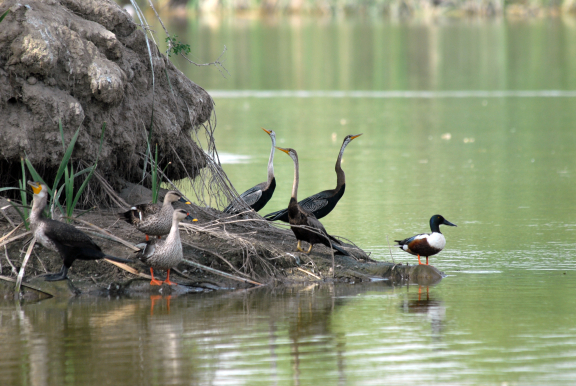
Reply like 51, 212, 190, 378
275, 147, 290, 155
350, 133, 363, 140
27, 181, 42, 195
178, 197, 191, 205
444, 219, 457, 227
262, 128, 272, 135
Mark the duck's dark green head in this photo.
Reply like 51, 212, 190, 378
430, 214, 457, 233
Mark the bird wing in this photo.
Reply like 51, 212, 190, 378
43, 219, 101, 251
298, 191, 331, 213
134, 203, 161, 216
135, 240, 157, 262
395, 233, 428, 246
224, 182, 265, 212
305, 212, 328, 235
239, 185, 264, 207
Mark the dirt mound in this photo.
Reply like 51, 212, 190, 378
0, 0, 213, 196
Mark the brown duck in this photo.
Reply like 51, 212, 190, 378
134, 208, 189, 286
121, 191, 196, 240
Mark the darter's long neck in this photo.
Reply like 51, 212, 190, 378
266, 137, 275, 187
335, 141, 348, 189
291, 155, 299, 201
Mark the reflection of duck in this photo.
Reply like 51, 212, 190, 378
395, 214, 457, 265
134, 209, 188, 286
150, 295, 172, 315
28, 181, 131, 281
224, 128, 276, 213
276, 147, 349, 256
402, 286, 446, 341
265, 134, 362, 222
121, 191, 195, 241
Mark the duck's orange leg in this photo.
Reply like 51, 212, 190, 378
417, 255, 423, 265
145, 235, 150, 241
149, 268, 163, 286
162, 269, 178, 286
426, 256, 429, 265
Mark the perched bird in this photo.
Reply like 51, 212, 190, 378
264, 133, 362, 222
134, 208, 189, 286
121, 191, 196, 240
224, 128, 277, 214
27, 181, 131, 281
395, 215, 457, 265
277, 147, 349, 256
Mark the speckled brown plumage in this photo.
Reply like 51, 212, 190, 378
121, 191, 190, 238
134, 209, 189, 286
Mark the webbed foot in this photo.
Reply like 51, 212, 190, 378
43, 266, 69, 281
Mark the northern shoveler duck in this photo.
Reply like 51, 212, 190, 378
395, 214, 457, 265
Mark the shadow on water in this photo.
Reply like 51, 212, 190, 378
0, 279, 442, 385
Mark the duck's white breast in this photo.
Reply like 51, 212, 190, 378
427, 232, 446, 250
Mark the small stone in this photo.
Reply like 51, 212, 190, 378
27, 76, 37, 85
46, 77, 57, 86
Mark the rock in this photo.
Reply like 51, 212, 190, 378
0, 0, 213, 199
27, 276, 80, 298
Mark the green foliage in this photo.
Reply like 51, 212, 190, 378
18, 159, 30, 229
25, 120, 106, 222
165, 35, 191, 57
0, 10, 9, 24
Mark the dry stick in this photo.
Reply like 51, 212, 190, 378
296, 267, 321, 280
0, 275, 53, 296
4, 245, 16, 275
0, 231, 31, 249
15, 237, 36, 293
386, 235, 395, 263
34, 250, 48, 273
0, 223, 22, 244
0, 206, 16, 228
104, 260, 151, 279
181, 241, 251, 279
182, 258, 262, 286
68, 218, 139, 251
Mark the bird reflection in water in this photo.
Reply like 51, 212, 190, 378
401, 286, 446, 344
150, 295, 172, 315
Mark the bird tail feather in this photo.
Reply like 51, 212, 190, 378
263, 208, 289, 222
331, 243, 350, 256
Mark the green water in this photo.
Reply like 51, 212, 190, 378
3, 15, 576, 386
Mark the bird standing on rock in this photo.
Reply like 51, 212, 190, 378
121, 190, 196, 240
395, 214, 457, 265
134, 208, 189, 286
28, 181, 131, 281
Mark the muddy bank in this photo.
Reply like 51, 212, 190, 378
0, 0, 213, 196
0, 186, 444, 300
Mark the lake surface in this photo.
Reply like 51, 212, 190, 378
3, 14, 576, 385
